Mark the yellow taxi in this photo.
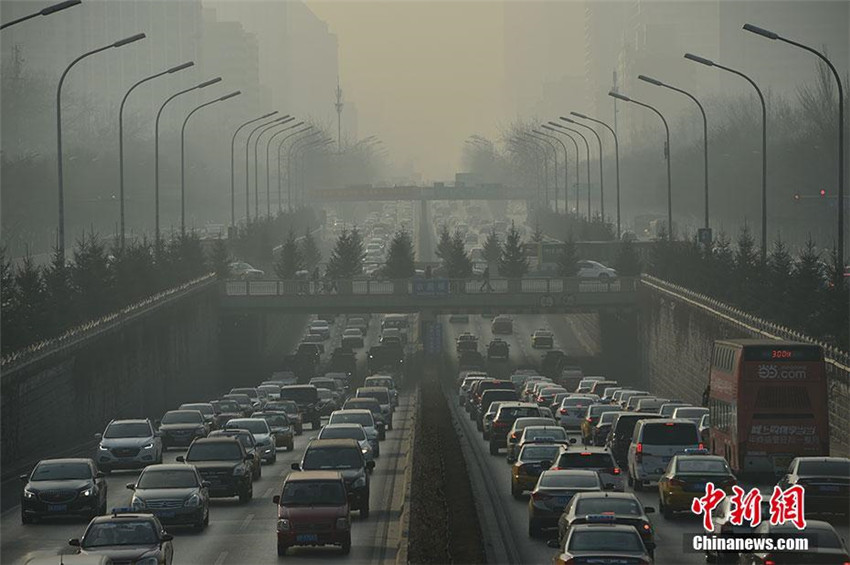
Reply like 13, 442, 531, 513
510, 443, 563, 499
657, 451, 736, 518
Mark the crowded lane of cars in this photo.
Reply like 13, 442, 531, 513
442, 312, 850, 565
5, 314, 413, 565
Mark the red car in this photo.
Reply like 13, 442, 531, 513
273, 470, 352, 556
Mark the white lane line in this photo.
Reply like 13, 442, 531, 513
214, 551, 228, 565
263, 487, 274, 498
240, 513, 254, 530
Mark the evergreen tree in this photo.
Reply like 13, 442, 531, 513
275, 230, 304, 279
482, 228, 502, 264
110, 240, 156, 305
14, 253, 46, 346
614, 238, 642, 276
733, 225, 761, 311
300, 227, 322, 269
821, 246, 848, 346
498, 222, 529, 278
0, 246, 18, 354
788, 238, 823, 335
42, 246, 74, 332
383, 229, 416, 279
435, 225, 453, 265
447, 229, 472, 278
71, 231, 114, 321
208, 236, 231, 279
708, 231, 735, 300
557, 238, 579, 277
326, 228, 365, 279
765, 238, 793, 319
531, 219, 544, 243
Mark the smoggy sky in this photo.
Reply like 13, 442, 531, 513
307, 0, 513, 182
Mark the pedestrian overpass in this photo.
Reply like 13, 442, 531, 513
219, 277, 638, 315
309, 185, 530, 202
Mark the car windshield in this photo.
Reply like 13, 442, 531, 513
359, 390, 390, 404
366, 378, 393, 389
797, 459, 850, 476
345, 400, 380, 413
569, 530, 643, 552
281, 388, 317, 404
576, 498, 642, 516
280, 480, 346, 506
257, 414, 289, 427
589, 405, 619, 417
674, 408, 708, 419
83, 521, 158, 548
525, 428, 566, 440
162, 411, 202, 425
231, 389, 257, 398
320, 426, 366, 441
642, 424, 698, 444
31, 462, 91, 481
558, 453, 614, 469
303, 448, 362, 470
660, 404, 689, 417
520, 446, 561, 461
137, 469, 198, 489
274, 401, 298, 413
181, 404, 213, 415
330, 412, 373, 427
216, 400, 241, 413
598, 412, 620, 425
562, 398, 594, 408
540, 473, 600, 488
226, 420, 268, 434
677, 459, 729, 474
187, 442, 242, 461
104, 422, 151, 438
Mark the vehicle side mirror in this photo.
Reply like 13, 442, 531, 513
95, 471, 105, 479
366, 460, 375, 470
93, 433, 102, 441
546, 539, 560, 549
154, 431, 163, 437
291, 463, 301, 471
68, 538, 81, 547
245, 454, 254, 462
273, 495, 281, 504
644, 506, 656, 514
569, 438, 577, 444
175, 456, 185, 462
161, 533, 173, 542
126, 483, 135, 490
201, 481, 210, 489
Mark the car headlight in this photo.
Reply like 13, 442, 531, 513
79, 487, 93, 497
135, 557, 158, 565
353, 476, 366, 488
98, 444, 109, 451
361, 447, 370, 454
184, 493, 201, 507
233, 465, 246, 476
23, 488, 36, 499
336, 517, 350, 530
277, 518, 291, 531
141, 443, 155, 450
131, 497, 146, 509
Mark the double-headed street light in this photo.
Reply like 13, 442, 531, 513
244, 115, 289, 222
276, 126, 313, 213
743, 23, 845, 265
536, 128, 569, 215
685, 52, 766, 259
118, 61, 194, 249
570, 112, 621, 237
180, 90, 241, 233
56, 32, 146, 261
520, 133, 550, 206
253, 117, 294, 219
287, 131, 322, 211
531, 130, 560, 212
551, 122, 591, 221
230, 111, 278, 229
0, 0, 80, 31
155, 77, 222, 244
544, 123, 581, 216
266, 121, 304, 216
609, 90, 673, 239
562, 116, 605, 223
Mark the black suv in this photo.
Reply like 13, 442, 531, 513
293, 439, 375, 517
280, 385, 322, 430
177, 437, 253, 503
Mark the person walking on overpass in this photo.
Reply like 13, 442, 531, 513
480, 266, 493, 292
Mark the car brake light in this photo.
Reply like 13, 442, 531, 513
580, 452, 592, 456
669, 478, 686, 487
764, 560, 775, 565
510, 432, 518, 439
537, 397, 544, 402
636, 442, 643, 453
698, 442, 704, 450
635, 442, 643, 463
531, 492, 551, 501
586, 417, 593, 423
612, 467, 621, 475
642, 523, 651, 531
560, 408, 567, 414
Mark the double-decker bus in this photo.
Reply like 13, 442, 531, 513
707, 339, 829, 475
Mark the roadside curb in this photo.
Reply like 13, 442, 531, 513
394, 385, 418, 565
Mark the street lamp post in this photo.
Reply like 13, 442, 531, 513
56, 32, 146, 260
521, 133, 550, 208
266, 121, 303, 217
155, 77, 222, 244
536, 128, 568, 215
532, 130, 561, 212
118, 61, 194, 250
287, 131, 322, 211
507, 138, 543, 200
544, 123, 581, 216
180, 91, 241, 233
276, 126, 313, 213
609, 90, 673, 239
254, 117, 294, 219
562, 116, 605, 223
685, 52, 766, 259
570, 112, 621, 237
1, 0, 80, 31
743, 22, 845, 265
230, 111, 278, 229
552, 122, 591, 221
244, 115, 289, 222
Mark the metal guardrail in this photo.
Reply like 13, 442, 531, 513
222, 277, 637, 297
641, 274, 850, 371
1, 274, 218, 373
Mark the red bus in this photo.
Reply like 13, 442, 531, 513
707, 339, 829, 475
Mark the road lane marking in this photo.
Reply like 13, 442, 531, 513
263, 487, 274, 498
240, 513, 254, 530
214, 551, 228, 565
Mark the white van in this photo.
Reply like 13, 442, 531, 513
627, 418, 702, 490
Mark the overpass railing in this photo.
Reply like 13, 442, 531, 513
223, 277, 637, 297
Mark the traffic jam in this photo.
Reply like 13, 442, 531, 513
451, 321, 850, 564
17, 312, 409, 563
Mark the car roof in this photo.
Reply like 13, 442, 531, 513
572, 491, 639, 502
285, 470, 344, 482
141, 463, 195, 472
569, 523, 641, 534
36, 458, 93, 465
198, 435, 243, 443
795, 456, 850, 463
282, 385, 317, 390
109, 418, 150, 425
358, 386, 388, 392
89, 512, 159, 525
307, 438, 360, 449
639, 418, 697, 426
673, 454, 727, 464
332, 409, 371, 416
561, 447, 610, 454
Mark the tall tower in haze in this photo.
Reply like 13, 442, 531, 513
335, 77, 343, 154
